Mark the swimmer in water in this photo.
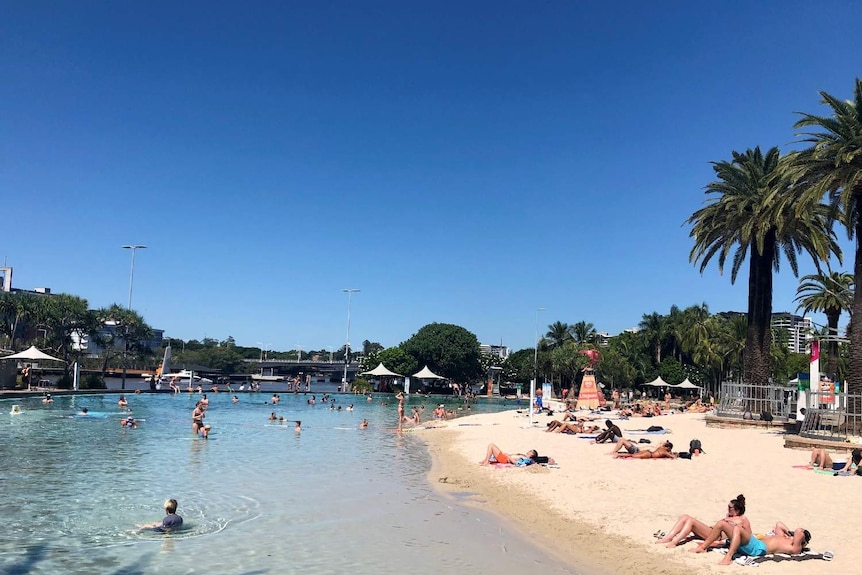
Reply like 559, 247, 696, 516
121, 416, 137, 428
359, 419, 368, 429
139, 498, 184, 532
295, 420, 301, 432
78, 407, 89, 416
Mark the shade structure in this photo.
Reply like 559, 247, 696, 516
675, 378, 702, 390
1, 346, 63, 362
644, 376, 670, 387
361, 362, 403, 377
412, 365, 445, 379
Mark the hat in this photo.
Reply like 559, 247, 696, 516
438, 404, 445, 408
204, 424, 212, 430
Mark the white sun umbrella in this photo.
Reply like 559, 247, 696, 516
2, 346, 63, 362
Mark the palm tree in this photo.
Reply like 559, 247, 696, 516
795, 272, 854, 377
545, 322, 572, 348
571, 320, 596, 345
688, 146, 839, 387
794, 78, 862, 398
638, 312, 666, 365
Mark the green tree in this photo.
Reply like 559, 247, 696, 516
571, 321, 596, 345
638, 312, 666, 365
794, 79, 862, 399
501, 348, 535, 385
688, 146, 839, 387
545, 321, 572, 348
377, 346, 418, 378
400, 323, 483, 383
795, 272, 854, 376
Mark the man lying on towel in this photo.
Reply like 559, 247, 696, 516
612, 439, 676, 459
695, 518, 810, 565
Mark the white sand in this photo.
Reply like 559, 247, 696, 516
418, 409, 860, 575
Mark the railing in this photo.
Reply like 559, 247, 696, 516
799, 391, 862, 442
716, 381, 795, 421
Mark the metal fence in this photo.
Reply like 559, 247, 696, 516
716, 381, 795, 421
799, 391, 862, 442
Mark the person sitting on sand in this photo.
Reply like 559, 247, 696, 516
614, 440, 676, 459
657, 494, 748, 548
691, 494, 753, 555
139, 498, 184, 532
479, 443, 538, 466
594, 420, 623, 443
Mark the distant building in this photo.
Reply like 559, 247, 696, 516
771, 312, 813, 354
717, 311, 813, 355
596, 332, 611, 347
480, 344, 510, 360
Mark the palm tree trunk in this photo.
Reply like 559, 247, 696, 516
849, 195, 862, 417
826, 310, 840, 378
744, 237, 775, 411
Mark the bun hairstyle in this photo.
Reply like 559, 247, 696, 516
731, 494, 746, 515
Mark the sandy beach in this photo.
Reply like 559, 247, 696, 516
419, 408, 861, 575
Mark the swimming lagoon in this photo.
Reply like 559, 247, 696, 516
1, 393, 577, 574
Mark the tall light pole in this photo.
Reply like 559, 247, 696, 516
295, 344, 304, 362
531, 307, 547, 427
122, 245, 146, 310
328, 346, 335, 363
342, 288, 360, 391
120, 245, 146, 390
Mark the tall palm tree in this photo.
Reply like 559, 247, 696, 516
545, 322, 572, 348
794, 78, 862, 398
795, 272, 854, 377
688, 146, 839, 387
638, 312, 666, 365
571, 320, 596, 345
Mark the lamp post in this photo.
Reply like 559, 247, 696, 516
342, 288, 360, 391
328, 346, 335, 363
122, 245, 146, 310
120, 245, 146, 390
531, 307, 547, 427
295, 344, 304, 362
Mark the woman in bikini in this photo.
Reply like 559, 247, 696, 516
656, 494, 748, 548
613, 440, 676, 459
479, 444, 538, 465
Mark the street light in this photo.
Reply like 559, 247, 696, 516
295, 344, 304, 362
120, 244, 146, 391
122, 245, 146, 310
342, 288, 360, 391
328, 346, 335, 363
531, 307, 547, 427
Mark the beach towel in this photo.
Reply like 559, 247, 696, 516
628, 429, 671, 435
738, 550, 833, 566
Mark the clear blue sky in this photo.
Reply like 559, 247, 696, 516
2, 1, 860, 353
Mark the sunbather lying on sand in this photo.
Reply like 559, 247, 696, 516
546, 420, 599, 434
479, 443, 538, 465
697, 518, 810, 565
613, 440, 676, 459
656, 494, 747, 548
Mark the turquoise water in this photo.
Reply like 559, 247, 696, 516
1, 393, 576, 575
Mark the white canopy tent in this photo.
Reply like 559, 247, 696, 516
676, 378, 702, 390
644, 376, 670, 387
361, 363, 404, 378
412, 365, 445, 379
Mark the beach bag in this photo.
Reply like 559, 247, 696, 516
647, 425, 664, 432
689, 439, 705, 454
